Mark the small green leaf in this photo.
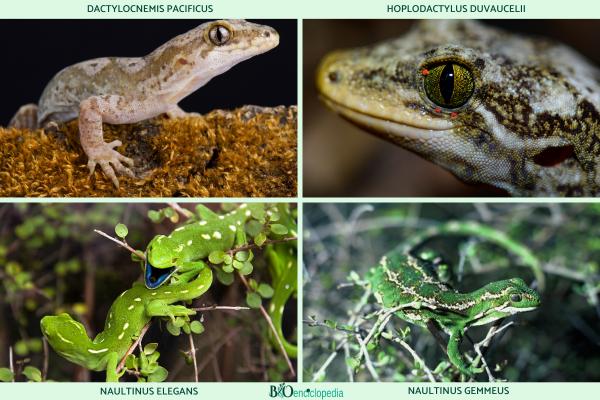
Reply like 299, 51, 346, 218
245, 220, 264, 237
209, 251, 226, 264
257, 283, 274, 298
115, 223, 128, 239
270, 224, 289, 235
235, 251, 249, 262
246, 292, 262, 309
239, 261, 253, 275
23, 366, 42, 382
222, 264, 234, 273
232, 260, 244, 270
14, 340, 28, 356
182, 324, 191, 335
166, 321, 181, 336
0, 368, 14, 382
147, 366, 168, 382
254, 232, 267, 246
223, 254, 233, 265
190, 321, 205, 334
215, 269, 234, 285
345, 357, 360, 371
248, 279, 258, 291
148, 210, 161, 222
173, 317, 185, 328
125, 354, 138, 370
143, 343, 158, 355
27, 338, 43, 353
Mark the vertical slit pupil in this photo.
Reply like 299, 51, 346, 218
439, 63, 455, 104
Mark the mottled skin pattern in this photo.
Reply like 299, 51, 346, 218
10, 20, 279, 187
367, 252, 540, 375
317, 20, 600, 196
40, 267, 212, 382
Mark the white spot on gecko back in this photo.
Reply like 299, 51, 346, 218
202, 234, 211, 240
88, 348, 109, 354
199, 221, 207, 226
128, 305, 134, 310
78, 58, 111, 76
123, 323, 129, 331
175, 227, 185, 232
118, 332, 124, 340
229, 225, 237, 232
213, 231, 222, 239
187, 240, 193, 245
134, 297, 142, 302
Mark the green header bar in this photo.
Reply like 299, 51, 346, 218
0, 382, 599, 399
0, 0, 598, 19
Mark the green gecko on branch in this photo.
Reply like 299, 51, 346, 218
366, 221, 542, 377
40, 266, 212, 382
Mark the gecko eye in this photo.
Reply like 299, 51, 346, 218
510, 294, 522, 303
422, 62, 474, 109
209, 25, 232, 46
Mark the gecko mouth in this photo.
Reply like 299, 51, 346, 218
319, 94, 459, 143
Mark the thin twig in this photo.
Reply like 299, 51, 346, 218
94, 229, 145, 261
116, 321, 152, 374
192, 305, 250, 312
390, 336, 436, 382
472, 321, 514, 382
355, 333, 380, 381
238, 273, 296, 377
188, 334, 199, 382
311, 338, 348, 382
9, 346, 14, 382
42, 337, 49, 381
168, 203, 195, 219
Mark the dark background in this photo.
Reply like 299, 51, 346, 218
0, 19, 297, 124
303, 20, 600, 197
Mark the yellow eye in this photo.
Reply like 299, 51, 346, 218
422, 62, 474, 109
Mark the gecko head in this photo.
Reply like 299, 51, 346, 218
146, 235, 180, 269
158, 20, 279, 85
40, 314, 90, 364
470, 278, 541, 326
317, 20, 595, 195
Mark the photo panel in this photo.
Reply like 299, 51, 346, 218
0, 20, 298, 197
303, 202, 599, 381
0, 202, 298, 382
303, 20, 600, 197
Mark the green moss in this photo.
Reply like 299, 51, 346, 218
0, 105, 297, 197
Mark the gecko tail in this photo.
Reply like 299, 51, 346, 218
9, 103, 39, 129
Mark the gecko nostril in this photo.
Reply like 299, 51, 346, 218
328, 71, 340, 83
263, 31, 271, 38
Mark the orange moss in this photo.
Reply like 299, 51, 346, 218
0, 105, 297, 197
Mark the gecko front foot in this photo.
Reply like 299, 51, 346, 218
86, 140, 135, 188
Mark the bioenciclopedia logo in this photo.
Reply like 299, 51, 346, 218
268, 383, 344, 399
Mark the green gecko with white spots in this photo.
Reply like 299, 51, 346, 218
40, 266, 212, 382
144, 203, 261, 288
366, 222, 542, 377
